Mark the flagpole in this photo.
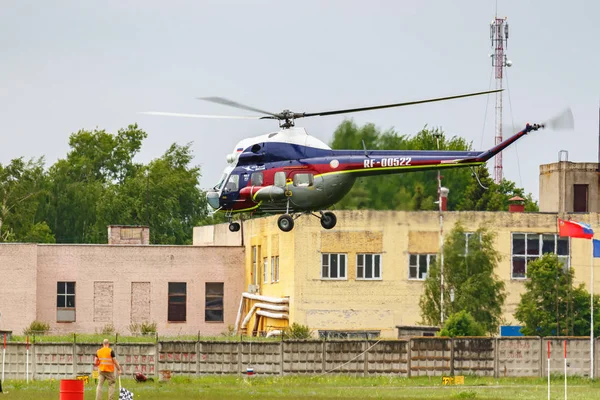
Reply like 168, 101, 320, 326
591, 239, 595, 380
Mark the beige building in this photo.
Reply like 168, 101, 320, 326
197, 158, 600, 339
0, 226, 245, 336
539, 158, 600, 213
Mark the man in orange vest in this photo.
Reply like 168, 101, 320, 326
94, 339, 123, 400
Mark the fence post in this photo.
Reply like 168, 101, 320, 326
322, 340, 326, 374
279, 340, 284, 376
196, 341, 201, 376
72, 340, 77, 376
494, 337, 499, 379
237, 341, 242, 375
407, 338, 412, 378
450, 338, 454, 376
363, 339, 368, 377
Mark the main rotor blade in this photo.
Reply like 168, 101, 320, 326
302, 89, 503, 118
139, 111, 262, 120
197, 96, 279, 117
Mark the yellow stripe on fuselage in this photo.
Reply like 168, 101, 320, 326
315, 161, 484, 178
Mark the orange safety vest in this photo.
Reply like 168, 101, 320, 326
97, 347, 114, 372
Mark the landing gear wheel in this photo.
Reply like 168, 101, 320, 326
229, 222, 240, 232
277, 215, 294, 232
320, 211, 337, 230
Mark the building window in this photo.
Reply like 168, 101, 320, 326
263, 257, 268, 283
205, 282, 224, 322
511, 233, 570, 279
321, 253, 347, 280
574, 184, 588, 212
251, 171, 264, 186
356, 254, 382, 280
408, 254, 436, 280
252, 246, 258, 285
464, 232, 481, 256
168, 282, 186, 322
271, 256, 280, 283
57, 282, 76, 322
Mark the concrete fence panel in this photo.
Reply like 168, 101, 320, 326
453, 338, 495, 376
34, 343, 74, 379
74, 344, 98, 376
496, 338, 541, 377
240, 342, 281, 375
198, 342, 239, 374
410, 338, 451, 377
325, 341, 367, 375
543, 337, 591, 377
2, 344, 32, 380
158, 341, 197, 375
282, 340, 324, 375
116, 343, 157, 377
365, 340, 408, 376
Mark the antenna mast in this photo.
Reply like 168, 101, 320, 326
490, 15, 511, 183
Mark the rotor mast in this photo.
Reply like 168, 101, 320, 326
490, 16, 510, 184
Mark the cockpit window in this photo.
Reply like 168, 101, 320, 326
215, 173, 227, 190
224, 175, 239, 192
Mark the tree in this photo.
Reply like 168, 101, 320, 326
0, 157, 48, 242
514, 253, 600, 336
95, 143, 209, 244
456, 166, 538, 211
419, 222, 506, 334
440, 310, 485, 337
329, 119, 538, 211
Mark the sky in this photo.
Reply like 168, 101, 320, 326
1, 0, 599, 201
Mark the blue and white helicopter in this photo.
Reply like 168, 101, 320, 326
143, 91, 572, 232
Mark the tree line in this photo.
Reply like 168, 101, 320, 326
0, 124, 219, 244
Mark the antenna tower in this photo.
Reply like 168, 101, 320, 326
490, 16, 511, 183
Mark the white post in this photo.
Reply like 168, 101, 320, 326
1, 333, 5, 384
548, 341, 551, 400
591, 241, 595, 379
564, 340, 567, 400
26, 336, 29, 383
436, 135, 444, 325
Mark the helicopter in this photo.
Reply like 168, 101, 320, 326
142, 90, 573, 232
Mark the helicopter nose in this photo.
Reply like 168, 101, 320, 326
207, 190, 220, 209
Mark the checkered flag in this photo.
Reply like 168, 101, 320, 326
119, 386, 134, 400
118, 376, 134, 400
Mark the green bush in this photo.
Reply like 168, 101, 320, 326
23, 320, 50, 335
283, 323, 312, 339
440, 311, 485, 337
140, 321, 157, 335
101, 324, 115, 335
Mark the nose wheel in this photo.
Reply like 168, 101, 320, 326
228, 222, 241, 232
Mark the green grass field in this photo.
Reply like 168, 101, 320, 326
3, 375, 600, 399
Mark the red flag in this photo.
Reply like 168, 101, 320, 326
557, 218, 594, 239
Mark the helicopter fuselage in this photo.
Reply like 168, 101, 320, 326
206, 123, 540, 221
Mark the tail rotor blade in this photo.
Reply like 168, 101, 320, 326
545, 107, 574, 131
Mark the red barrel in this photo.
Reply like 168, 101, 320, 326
59, 379, 84, 400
